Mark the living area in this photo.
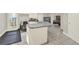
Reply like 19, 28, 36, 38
0, 13, 79, 45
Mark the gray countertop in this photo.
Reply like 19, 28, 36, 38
27, 22, 52, 29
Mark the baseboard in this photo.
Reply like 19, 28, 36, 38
6, 27, 19, 31
63, 32, 79, 43
63, 32, 69, 38
0, 28, 19, 37
0, 30, 6, 37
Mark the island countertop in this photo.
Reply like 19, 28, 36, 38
27, 22, 52, 29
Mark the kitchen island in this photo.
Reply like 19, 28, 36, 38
26, 22, 51, 45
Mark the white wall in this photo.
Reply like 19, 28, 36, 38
29, 13, 38, 19
62, 13, 79, 43
37, 13, 44, 22
29, 13, 44, 22
50, 14, 54, 24
18, 14, 29, 25
61, 13, 68, 33
0, 13, 7, 37
67, 13, 79, 43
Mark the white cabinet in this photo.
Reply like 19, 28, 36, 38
27, 26, 48, 45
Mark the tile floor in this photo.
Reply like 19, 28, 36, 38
47, 24, 79, 45
12, 24, 79, 45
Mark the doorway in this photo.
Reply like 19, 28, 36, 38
53, 15, 61, 26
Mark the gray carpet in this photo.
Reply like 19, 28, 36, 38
0, 30, 21, 45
